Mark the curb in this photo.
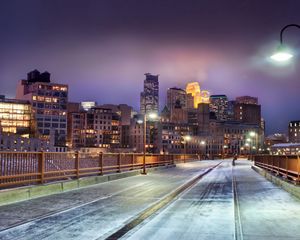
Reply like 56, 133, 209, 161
252, 165, 300, 200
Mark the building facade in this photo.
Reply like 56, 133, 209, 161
140, 73, 159, 115
234, 102, 261, 125
186, 82, 201, 109
16, 70, 68, 146
236, 96, 258, 105
0, 96, 33, 137
209, 95, 228, 121
289, 121, 300, 143
0, 131, 55, 152
167, 87, 187, 110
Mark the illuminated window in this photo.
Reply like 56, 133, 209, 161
37, 96, 45, 101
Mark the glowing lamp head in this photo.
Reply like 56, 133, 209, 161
184, 135, 191, 141
270, 45, 293, 62
200, 140, 206, 145
148, 112, 158, 120
249, 131, 256, 137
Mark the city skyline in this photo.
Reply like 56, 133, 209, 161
1, 0, 300, 135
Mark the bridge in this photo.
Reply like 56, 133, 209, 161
0, 153, 300, 239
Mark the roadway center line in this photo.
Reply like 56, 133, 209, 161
232, 163, 244, 240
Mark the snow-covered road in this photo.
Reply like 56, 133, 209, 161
1, 160, 300, 240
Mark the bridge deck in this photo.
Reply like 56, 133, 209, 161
0, 160, 300, 240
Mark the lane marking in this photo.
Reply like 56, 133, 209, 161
232, 163, 244, 240
103, 162, 222, 240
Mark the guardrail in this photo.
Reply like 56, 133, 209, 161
0, 152, 200, 188
254, 155, 300, 183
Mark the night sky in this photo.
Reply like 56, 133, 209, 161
1, 0, 300, 135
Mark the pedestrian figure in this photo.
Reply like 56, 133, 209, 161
232, 154, 237, 166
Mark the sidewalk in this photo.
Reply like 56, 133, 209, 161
234, 160, 300, 240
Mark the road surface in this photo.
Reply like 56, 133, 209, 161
122, 160, 300, 240
0, 161, 219, 240
1, 160, 300, 240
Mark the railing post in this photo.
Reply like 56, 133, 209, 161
118, 153, 121, 173
131, 153, 134, 170
99, 152, 103, 175
271, 156, 274, 172
285, 156, 288, 179
75, 151, 79, 179
38, 151, 45, 184
297, 155, 300, 184
276, 156, 279, 176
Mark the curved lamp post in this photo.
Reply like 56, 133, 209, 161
138, 111, 158, 175
271, 24, 300, 62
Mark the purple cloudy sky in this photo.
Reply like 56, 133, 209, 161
1, 0, 300, 134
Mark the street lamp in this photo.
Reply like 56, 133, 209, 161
138, 111, 158, 175
223, 145, 228, 159
200, 140, 206, 159
249, 131, 258, 155
249, 131, 256, 137
270, 24, 300, 62
183, 135, 191, 162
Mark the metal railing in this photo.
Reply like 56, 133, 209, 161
0, 152, 200, 188
254, 155, 300, 183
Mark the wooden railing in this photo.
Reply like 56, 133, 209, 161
0, 152, 200, 188
254, 155, 300, 183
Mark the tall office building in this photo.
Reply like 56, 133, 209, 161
201, 90, 210, 104
140, 73, 159, 115
234, 96, 261, 125
288, 121, 300, 143
100, 104, 132, 126
236, 96, 258, 105
227, 100, 236, 120
209, 95, 228, 121
186, 82, 201, 108
16, 70, 68, 146
166, 87, 187, 110
166, 87, 187, 123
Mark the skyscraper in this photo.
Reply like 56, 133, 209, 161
209, 95, 228, 121
234, 96, 261, 125
16, 70, 68, 146
186, 82, 201, 108
166, 87, 187, 110
140, 73, 159, 115
166, 87, 188, 123
236, 96, 258, 105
